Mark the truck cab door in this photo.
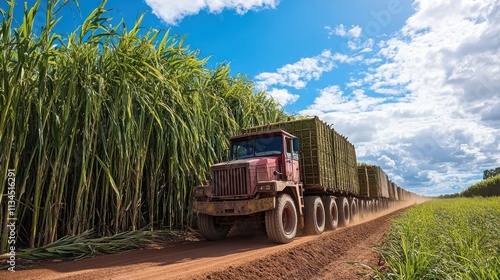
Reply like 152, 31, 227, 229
285, 137, 300, 183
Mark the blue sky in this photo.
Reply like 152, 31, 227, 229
4, 0, 500, 196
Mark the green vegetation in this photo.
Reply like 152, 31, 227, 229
461, 175, 500, 197
436, 193, 460, 199
368, 198, 500, 279
483, 167, 500, 180
0, 0, 287, 252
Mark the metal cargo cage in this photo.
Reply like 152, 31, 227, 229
242, 117, 359, 194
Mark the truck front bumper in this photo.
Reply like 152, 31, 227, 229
194, 197, 275, 216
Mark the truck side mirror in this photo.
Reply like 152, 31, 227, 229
222, 150, 229, 161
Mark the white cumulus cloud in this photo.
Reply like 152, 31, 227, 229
254, 50, 365, 106
301, 86, 385, 114
255, 50, 336, 90
144, 0, 280, 25
266, 88, 300, 106
325, 24, 363, 39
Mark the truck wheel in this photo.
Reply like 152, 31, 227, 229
322, 196, 338, 230
197, 213, 231, 241
359, 200, 366, 219
336, 196, 350, 227
368, 200, 373, 214
265, 193, 297, 244
350, 198, 358, 222
304, 196, 325, 235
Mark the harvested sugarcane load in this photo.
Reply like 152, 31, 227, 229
242, 117, 359, 194
390, 182, 399, 201
358, 166, 370, 197
362, 164, 390, 198
388, 180, 396, 199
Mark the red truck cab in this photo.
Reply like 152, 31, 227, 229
193, 130, 304, 242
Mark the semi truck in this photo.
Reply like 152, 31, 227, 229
193, 117, 406, 244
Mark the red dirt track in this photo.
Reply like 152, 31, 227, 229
2, 204, 412, 280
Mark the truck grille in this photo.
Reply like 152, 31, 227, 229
213, 167, 248, 197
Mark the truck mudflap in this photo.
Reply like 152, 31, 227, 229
194, 197, 276, 216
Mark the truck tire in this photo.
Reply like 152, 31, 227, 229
366, 200, 373, 215
265, 193, 297, 244
322, 196, 338, 230
358, 200, 364, 219
304, 196, 325, 235
336, 196, 350, 227
350, 198, 358, 222
197, 213, 231, 241
360, 200, 367, 219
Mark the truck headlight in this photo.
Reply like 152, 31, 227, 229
194, 187, 205, 196
258, 183, 275, 192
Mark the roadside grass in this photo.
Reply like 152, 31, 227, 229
361, 197, 500, 279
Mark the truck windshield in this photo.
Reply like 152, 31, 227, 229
231, 135, 282, 160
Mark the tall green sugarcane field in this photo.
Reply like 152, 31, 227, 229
0, 0, 288, 252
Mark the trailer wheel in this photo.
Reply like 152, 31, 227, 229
304, 196, 325, 235
368, 200, 374, 214
197, 213, 231, 241
336, 196, 350, 227
322, 196, 338, 231
361, 200, 368, 218
350, 198, 358, 222
358, 200, 365, 219
265, 193, 297, 244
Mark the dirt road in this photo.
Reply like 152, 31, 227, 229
2, 205, 411, 280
